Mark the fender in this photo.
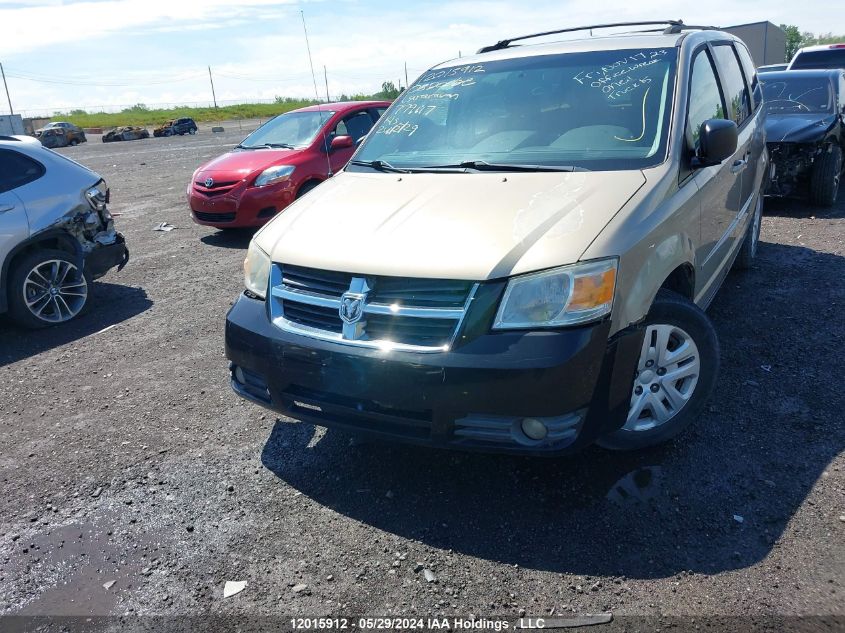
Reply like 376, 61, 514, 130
0, 229, 83, 313
617, 231, 698, 330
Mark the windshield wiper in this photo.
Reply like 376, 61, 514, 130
421, 160, 588, 172
237, 142, 295, 150
349, 159, 414, 173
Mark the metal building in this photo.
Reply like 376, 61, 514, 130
0, 114, 24, 135
724, 21, 787, 66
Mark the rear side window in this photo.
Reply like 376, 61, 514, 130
686, 49, 726, 151
712, 44, 751, 126
734, 43, 761, 109
791, 49, 845, 70
0, 149, 45, 193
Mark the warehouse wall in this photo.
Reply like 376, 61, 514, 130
725, 22, 787, 66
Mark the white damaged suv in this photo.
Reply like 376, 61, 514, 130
226, 21, 767, 454
0, 135, 128, 328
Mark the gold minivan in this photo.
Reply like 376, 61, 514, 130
226, 21, 767, 454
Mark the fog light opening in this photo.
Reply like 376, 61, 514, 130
234, 366, 246, 385
520, 417, 548, 441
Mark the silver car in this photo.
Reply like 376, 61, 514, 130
226, 21, 767, 453
0, 135, 128, 328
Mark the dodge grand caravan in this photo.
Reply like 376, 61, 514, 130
225, 21, 767, 454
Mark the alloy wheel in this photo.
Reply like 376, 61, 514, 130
22, 259, 88, 323
625, 324, 701, 432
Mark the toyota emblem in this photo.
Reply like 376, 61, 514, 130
204, 177, 214, 188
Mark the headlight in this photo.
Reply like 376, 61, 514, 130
243, 241, 272, 299
85, 181, 108, 211
254, 165, 295, 187
493, 258, 617, 329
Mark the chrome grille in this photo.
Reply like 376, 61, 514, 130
269, 263, 477, 352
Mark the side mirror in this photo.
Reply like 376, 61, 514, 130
694, 119, 738, 167
330, 135, 354, 150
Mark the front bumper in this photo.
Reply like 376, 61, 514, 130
85, 233, 129, 279
188, 180, 296, 228
225, 293, 643, 456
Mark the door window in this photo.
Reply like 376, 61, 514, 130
686, 49, 727, 152
712, 44, 751, 125
341, 111, 375, 142
0, 150, 45, 193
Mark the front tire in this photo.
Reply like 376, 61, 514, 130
809, 144, 842, 207
597, 290, 719, 451
296, 180, 321, 199
7, 250, 91, 329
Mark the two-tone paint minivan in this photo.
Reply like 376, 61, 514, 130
225, 21, 767, 454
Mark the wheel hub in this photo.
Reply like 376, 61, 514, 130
23, 259, 87, 324
625, 323, 701, 432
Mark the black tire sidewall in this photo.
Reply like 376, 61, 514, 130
734, 191, 763, 270
810, 145, 842, 207
296, 181, 320, 199
7, 249, 91, 329
597, 291, 720, 451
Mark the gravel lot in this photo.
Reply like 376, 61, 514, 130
0, 130, 843, 631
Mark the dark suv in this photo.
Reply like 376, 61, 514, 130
154, 117, 198, 137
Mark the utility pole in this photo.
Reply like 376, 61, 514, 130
404, 61, 409, 89
208, 66, 218, 109
323, 65, 330, 103
0, 62, 13, 115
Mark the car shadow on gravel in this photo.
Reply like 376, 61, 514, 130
199, 228, 256, 249
764, 189, 844, 217
260, 241, 845, 580
0, 282, 151, 367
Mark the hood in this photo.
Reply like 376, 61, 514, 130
255, 169, 646, 281
197, 148, 301, 177
765, 113, 837, 143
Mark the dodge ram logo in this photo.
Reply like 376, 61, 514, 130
339, 292, 366, 324
204, 177, 214, 188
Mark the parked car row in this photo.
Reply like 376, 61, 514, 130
32, 117, 200, 147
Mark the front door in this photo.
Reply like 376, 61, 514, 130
685, 46, 743, 294
328, 110, 377, 174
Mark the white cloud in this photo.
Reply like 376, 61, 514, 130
2, 0, 844, 114
0, 0, 297, 56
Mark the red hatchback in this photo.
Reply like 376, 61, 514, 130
188, 101, 390, 228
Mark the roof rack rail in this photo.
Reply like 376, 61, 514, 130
0, 135, 22, 142
476, 20, 718, 53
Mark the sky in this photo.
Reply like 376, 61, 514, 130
0, 0, 840, 116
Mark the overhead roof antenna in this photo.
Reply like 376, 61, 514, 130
301, 10, 334, 175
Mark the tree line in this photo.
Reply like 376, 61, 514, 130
781, 25, 845, 61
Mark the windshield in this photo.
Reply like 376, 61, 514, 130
352, 48, 677, 172
761, 77, 834, 114
790, 49, 845, 70
239, 110, 335, 149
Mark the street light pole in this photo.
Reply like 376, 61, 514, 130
0, 62, 13, 115
208, 66, 218, 109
